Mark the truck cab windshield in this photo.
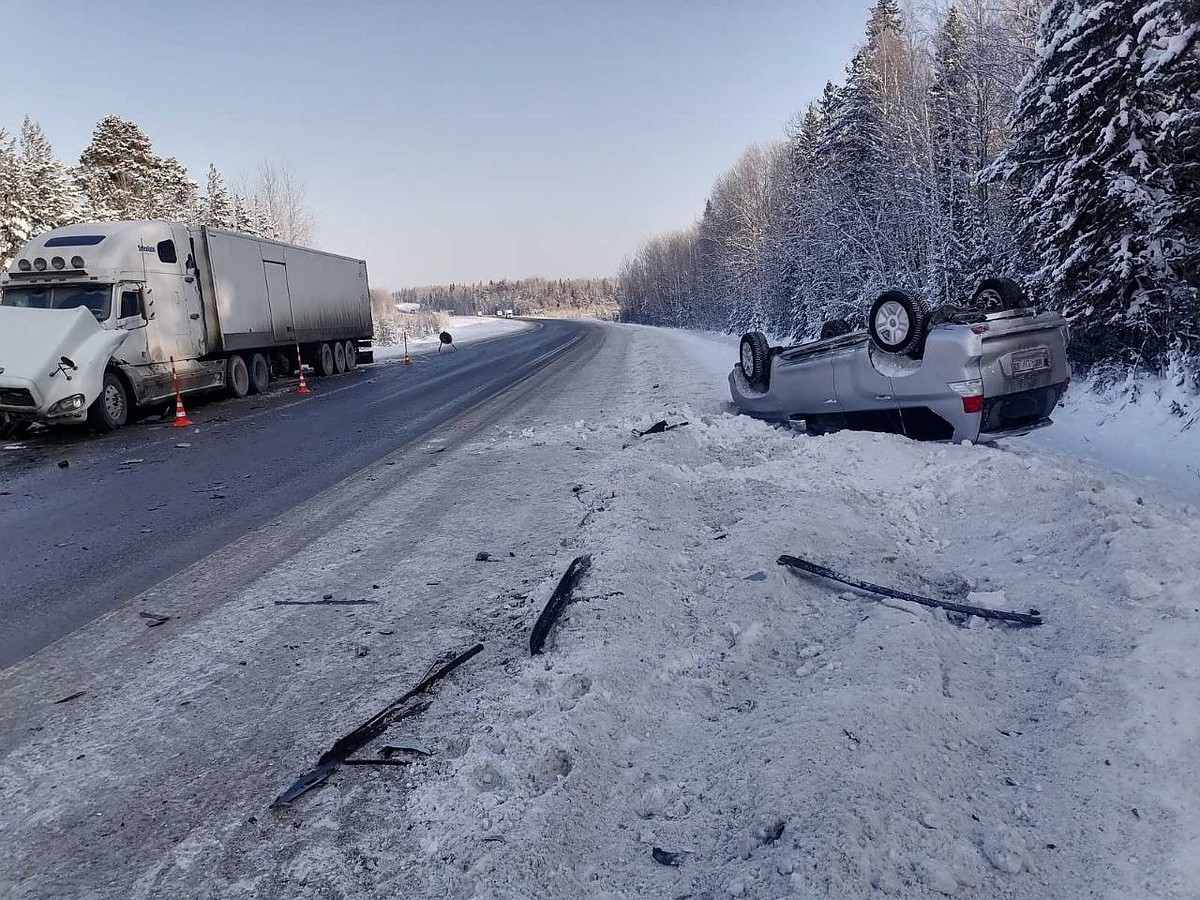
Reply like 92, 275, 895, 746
1, 285, 113, 321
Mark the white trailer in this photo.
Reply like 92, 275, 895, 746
0, 221, 373, 433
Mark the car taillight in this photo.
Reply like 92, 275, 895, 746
946, 379, 984, 414
970, 324, 990, 334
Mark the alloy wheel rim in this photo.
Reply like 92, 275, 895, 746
104, 383, 124, 421
741, 343, 755, 376
875, 301, 910, 345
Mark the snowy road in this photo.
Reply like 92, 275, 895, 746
0, 316, 578, 668
1, 322, 1197, 900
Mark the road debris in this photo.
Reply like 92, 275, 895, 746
381, 739, 433, 757
271, 643, 483, 807
53, 690, 86, 704
138, 611, 171, 627
475, 551, 492, 562
633, 420, 689, 438
651, 847, 684, 866
530, 554, 592, 655
57, 459, 69, 469
777, 555, 1043, 627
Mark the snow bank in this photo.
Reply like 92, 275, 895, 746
1018, 369, 1200, 501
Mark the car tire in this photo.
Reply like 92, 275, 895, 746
226, 355, 251, 398
868, 290, 929, 358
315, 342, 336, 377
344, 341, 358, 371
972, 277, 1029, 312
248, 353, 270, 394
1, 415, 31, 439
87, 372, 129, 432
333, 341, 347, 374
739, 332, 772, 391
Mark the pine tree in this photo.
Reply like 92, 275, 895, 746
149, 155, 198, 222
199, 164, 235, 228
0, 128, 33, 268
929, 6, 974, 303
18, 117, 82, 236
986, 0, 1198, 368
78, 115, 161, 219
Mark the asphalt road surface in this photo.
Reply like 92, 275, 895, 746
0, 318, 591, 668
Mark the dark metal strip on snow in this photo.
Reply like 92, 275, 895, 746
530, 554, 592, 655
776, 555, 1043, 627
271, 643, 484, 807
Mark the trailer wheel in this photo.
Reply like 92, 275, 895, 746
226, 355, 251, 398
343, 341, 358, 371
248, 353, 270, 394
87, 372, 129, 432
316, 342, 336, 377
333, 341, 347, 374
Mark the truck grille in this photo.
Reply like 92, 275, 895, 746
0, 388, 36, 408
981, 382, 1067, 433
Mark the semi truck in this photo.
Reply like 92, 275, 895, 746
0, 221, 373, 434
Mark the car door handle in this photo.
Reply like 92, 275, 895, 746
823, 399, 838, 404
874, 395, 892, 401
189, 313, 200, 320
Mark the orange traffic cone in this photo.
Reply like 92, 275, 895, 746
402, 332, 413, 366
168, 356, 193, 428
296, 343, 311, 394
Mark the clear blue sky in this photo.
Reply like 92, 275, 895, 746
2, 0, 873, 287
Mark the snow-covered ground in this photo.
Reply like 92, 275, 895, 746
372, 315, 533, 362
2, 322, 1198, 899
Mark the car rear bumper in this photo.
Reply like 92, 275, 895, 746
980, 381, 1068, 436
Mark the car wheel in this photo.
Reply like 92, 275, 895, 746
226, 355, 251, 398
344, 341, 358, 371
333, 341, 347, 374
1, 414, 31, 439
868, 290, 929, 358
739, 332, 772, 391
248, 353, 270, 394
87, 372, 129, 431
316, 342, 336, 377
972, 277, 1029, 312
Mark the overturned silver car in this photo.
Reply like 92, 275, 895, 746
729, 279, 1070, 442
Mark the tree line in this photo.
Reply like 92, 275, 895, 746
393, 278, 620, 320
617, 0, 1199, 373
0, 114, 313, 269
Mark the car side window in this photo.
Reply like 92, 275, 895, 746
120, 290, 142, 319
157, 240, 177, 264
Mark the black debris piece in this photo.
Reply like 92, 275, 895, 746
57, 459, 69, 469
323, 593, 334, 600
759, 819, 787, 845
634, 420, 689, 438
651, 847, 684, 867
53, 690, 86, 704
381, 739, 433, 757
271, 645, 482, 807
530, 555, 592, 656
777, 555, 1043, 627
343, 758, 411, 767
475, 551, 491, 562
139, 611, 171, 627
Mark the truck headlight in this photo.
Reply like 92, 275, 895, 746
48, 394, 87, 416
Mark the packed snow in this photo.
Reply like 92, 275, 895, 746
1, 321, 1197, 900
371, 315, 533, 362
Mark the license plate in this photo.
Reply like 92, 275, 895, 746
1013, 351, 1049, 374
